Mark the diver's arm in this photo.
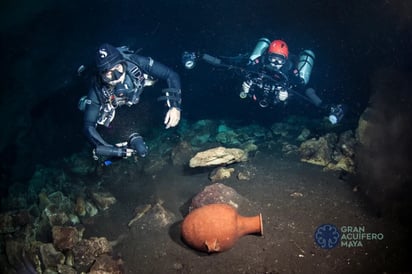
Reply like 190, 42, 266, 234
83, 89, 132, 157
82, 87, 111, 147
129, 55, 181, 89
130, 55, 182, 109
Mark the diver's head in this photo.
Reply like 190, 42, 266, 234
96, 43, 126, 85
267, 40, 288, 70
101, 63, 126, 86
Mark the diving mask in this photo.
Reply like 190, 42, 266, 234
102, 63, 126, 85
267, 53, 286, 70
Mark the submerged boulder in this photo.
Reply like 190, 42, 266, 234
299, 133, 337, 166
189, 146, 247, 167
127, 200, 175, 230
299, 131, 357, 173
72, 237, 112, 272
189, 183, 249, 211
89, 254, 124, 274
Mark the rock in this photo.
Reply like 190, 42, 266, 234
85, 201, 99, 217
241, 142, 258, 154
282, 142, 299, 155
42, 191, 75, 226
171, 141, 194, 166
68, 213, 80, 225
72, 237, 112, 272
0, 213, 14, 234
290, 192, 304, 198
237, 171, 251, 181
4, 238, 25, 270
182, 119, 217, 147
189, 183, 249, 211
89, 254, 124, 274
65, 250, 75, 267
189, 146, 247, 167
326, 156, 356, 173
38, 191, 51, 210
356, 107, 375, 147
128, 204, 152, 227
147, 201, 175, 228
337, 130, 357, 158
270, 122, 289, 137
39, 243, 65, 269
128, 200, 175, 230
209, 167, 235, 182
57, 264, 77, 274
299, 133, 337, 166
215, 129, 241, 146
74, 196, 86, 217
0, 210, 32, 234
90, 191, 117, 211
52, 226, 82, 251
44, 205, 70, 226
296, 128, 311, 142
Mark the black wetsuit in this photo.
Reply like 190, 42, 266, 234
83, 54, 181, 149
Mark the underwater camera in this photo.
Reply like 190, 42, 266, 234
128, 133, 148, 157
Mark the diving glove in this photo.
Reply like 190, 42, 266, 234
278, 89, 289, 101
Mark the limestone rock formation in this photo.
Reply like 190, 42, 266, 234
299, 133, 337, 166
128, 200, 175, 230
189, 146, 247, 167
189, 183, 249, 211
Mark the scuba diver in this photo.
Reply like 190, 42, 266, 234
182, 37, 345, 124
80, 43, 182, 161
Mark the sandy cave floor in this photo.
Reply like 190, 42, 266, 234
82, 149, 410, 274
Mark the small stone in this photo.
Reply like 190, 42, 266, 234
290, 192, 303, 198
237, 171, 251, 181
173, 262, 183, 270
89, 254, 123, 274
90, 191, 116, 211
209, 167, 235, 182
75, 196, 87, 217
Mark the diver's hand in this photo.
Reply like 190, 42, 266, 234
278, 89, 289, 101
115, 142, 135, 157
164, 107, 181, 129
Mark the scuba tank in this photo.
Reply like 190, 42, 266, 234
297, 50, 315, 85
249, 37, 270, 62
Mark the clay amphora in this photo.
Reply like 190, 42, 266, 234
181, 203, 263, 253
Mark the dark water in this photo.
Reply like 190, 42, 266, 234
1, 0, 412, 272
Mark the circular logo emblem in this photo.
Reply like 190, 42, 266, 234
99, 48, 108, 59
314, 224, 340, 249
